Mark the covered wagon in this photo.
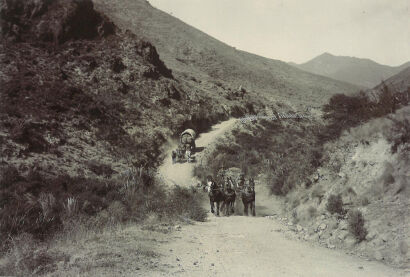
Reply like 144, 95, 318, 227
172, 129, 197, 163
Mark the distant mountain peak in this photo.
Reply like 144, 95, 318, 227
319, 52, 334, 57
292, 53, 409, 88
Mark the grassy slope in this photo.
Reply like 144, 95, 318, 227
93, 0, 359, 108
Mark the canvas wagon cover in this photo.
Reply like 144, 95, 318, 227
180, 129, 196, 139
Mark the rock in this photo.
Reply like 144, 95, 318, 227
211, 263, 214, 266
345, 237, 357, 248
319, 223, 327, 231
373, 238, 385, 247
175, 225, 182, 231
328, 219, 338, 230
303, 234, 310, 241
374, 251, 383, 261
288, 222, 294, 226
320, 231, 331, 240
296, 225, 303, 232
381, 234, 388, 242
339, 220, 348, 230
327, 244, 336, 249
176, 258, 180, 261
310, 233, 320, 241
320, 215, 326, 220
193, 261, 198, 265
338, 231, 349, 241
366, 231, 377, 241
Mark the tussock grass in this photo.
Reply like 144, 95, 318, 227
348, 209, 368, 242
326, 194, 345, 215
0, 165, 206, 251
0, 165, 207, 275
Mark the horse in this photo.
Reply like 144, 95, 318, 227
222, 187, 236, 216
241, 185, 256, 216
207, 181, 225, 216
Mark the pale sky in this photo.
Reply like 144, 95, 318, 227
148, 0, 410, 66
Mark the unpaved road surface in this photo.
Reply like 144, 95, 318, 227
147, 214, 406, 277
158, 119, 237, 187
153, 119, 406, 277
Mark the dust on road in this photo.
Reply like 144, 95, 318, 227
158, 119, 237, 187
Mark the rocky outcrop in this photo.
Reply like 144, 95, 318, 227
135, 39, 173, 79
0, 0, 115, 43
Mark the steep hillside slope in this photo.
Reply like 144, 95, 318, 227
293, 52, 410, 88
373, 66, 410, 93
0, 0, 266, 248
281, 107, 410, 268
93, 0, 359, 108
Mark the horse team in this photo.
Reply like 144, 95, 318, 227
205, 174, 256, 217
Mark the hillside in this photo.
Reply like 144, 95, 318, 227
1, 0, 408, 275
93, 0, 359, 108
293, 52, 410, 88
373, 66, 410, 93
191, 66, 409, 268
0, 0, 266, 253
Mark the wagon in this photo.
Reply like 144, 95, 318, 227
172, 129, 196, 163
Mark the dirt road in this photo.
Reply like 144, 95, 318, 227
149, 214, 406, 277
158, 119, 237, 187
153, 119, 406, 277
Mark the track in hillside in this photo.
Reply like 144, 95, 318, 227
158, 119, 237, 187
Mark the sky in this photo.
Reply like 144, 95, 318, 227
148, 0, 410, 66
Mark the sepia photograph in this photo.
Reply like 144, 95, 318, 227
0, 0, 409, 276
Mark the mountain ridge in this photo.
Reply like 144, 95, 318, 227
93, 0, 359, 108
291, 52, 410, 88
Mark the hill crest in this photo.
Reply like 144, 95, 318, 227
292, 52, 410, 88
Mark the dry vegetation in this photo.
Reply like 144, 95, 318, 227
1, 0, 409, 274
0, 165, 207, 275
0, 0, 233, 274
0, 0, 257, 238
194, 84, 409, 267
